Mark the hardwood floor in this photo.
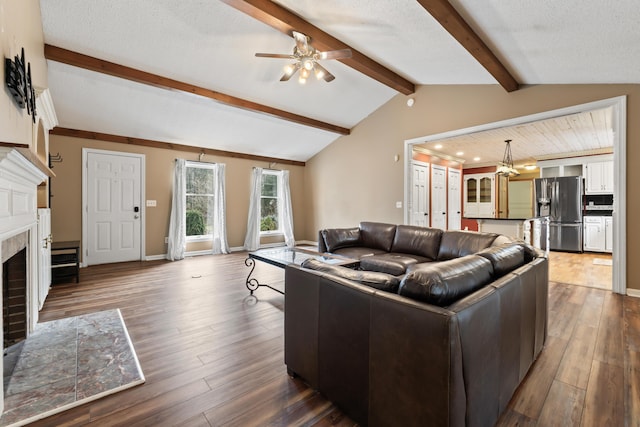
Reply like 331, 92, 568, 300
548, 251, 613, 290
29, 251, 637, 426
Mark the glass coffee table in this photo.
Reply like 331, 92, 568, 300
245, 247, 359, 295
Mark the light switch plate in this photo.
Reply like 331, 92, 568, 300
146, 200, 157, 207
396, 201, 402, 208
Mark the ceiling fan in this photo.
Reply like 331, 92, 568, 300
255, 31, 352, 84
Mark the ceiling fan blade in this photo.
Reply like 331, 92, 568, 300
255, 53, 296, 59
292, 31, 312, 56
280, 62, 301, 81
313, 62, 335, 82
318, 49, 352, 61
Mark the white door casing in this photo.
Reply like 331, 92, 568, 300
410, 162, 429, 227
404, 96, 627, 295
447, 169, 461, 230
37, 208, 51, 309
83, 149, 145, 266
431, 165, 447, 230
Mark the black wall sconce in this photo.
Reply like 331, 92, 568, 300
5, 47, 37, 123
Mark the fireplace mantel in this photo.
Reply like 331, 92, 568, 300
0, 147, 49, 240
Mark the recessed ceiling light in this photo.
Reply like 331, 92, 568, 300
456, 151, 464, 156
434, 144, 443, 149
524, 165, 537, 170
473, 157, 481, 161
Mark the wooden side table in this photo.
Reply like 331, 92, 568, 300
51, 240, 80, 284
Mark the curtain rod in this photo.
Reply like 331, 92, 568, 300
253, 166, 282, 172
177, 158, 217, 165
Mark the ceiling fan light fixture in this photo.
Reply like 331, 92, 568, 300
283, 64, 295, 76
302, 58, 314, 71
300, 68, 310, 79
315, 68, 325, 80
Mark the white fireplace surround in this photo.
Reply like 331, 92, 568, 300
0, 147, 48, 412
0, 146, 48, 326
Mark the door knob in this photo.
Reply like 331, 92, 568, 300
134, 214, 140, 219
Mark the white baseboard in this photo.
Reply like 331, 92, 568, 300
627, 288, 640, 298
145, 254, 166, 261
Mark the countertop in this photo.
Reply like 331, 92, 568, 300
464, 217, 530, 221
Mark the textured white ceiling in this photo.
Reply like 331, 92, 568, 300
39, 0, 639, 162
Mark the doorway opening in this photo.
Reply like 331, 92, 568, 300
403, 96, 626, 295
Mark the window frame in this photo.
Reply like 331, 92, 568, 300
259, 170, 283, 236
184, 161, 217, 242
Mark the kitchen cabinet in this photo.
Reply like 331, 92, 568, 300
605, 217, 613, 253
583, 216, 606, 252
463, 173, 495, 218
584, 161, 614, 194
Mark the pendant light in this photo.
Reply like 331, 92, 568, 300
496, 139, 520, 177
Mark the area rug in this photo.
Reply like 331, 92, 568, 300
592, 258, 613, 266
1, 309, 145, 427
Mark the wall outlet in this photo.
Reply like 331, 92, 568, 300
165, 237, 168, 244
146, 200, 157, 207
396, 201, 402, 208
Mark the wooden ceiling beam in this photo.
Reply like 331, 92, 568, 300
44, 44, 349, 136
416, 0, 519, 92
220, 0, 416, 95
50, 127, 306, 166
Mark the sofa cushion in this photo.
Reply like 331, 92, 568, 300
360, 253, 424, 276
301, 258, 400, 292
398, 255, 494, 307
321, 227, 362, 252
476, 244, 526, 278
391, 225, 443, 260
333, 247, 386, 260
437, 231, 499, 261
359, 222, 397, 252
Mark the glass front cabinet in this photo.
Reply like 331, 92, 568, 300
464, 173, 495, 218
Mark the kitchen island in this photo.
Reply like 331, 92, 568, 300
467, 217, 529, 240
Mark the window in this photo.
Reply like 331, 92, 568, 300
260, 171, 281, 234
185, 161, 216, 240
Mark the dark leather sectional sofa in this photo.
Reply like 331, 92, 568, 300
284, 222, 548, 427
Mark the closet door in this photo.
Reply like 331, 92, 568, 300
410, 162, 429, 227
447, 169, 461, 230
431, 165, 447, 229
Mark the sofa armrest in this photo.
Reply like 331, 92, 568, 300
318, 230, 328, 253
368, 291, 466, 427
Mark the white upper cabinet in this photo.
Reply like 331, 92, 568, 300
584, 160, 614, 194
464, 173, 495, 218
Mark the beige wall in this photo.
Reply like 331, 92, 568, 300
0, 0, 46, 146
305, 84, 640, 290
49, 135, 306, 258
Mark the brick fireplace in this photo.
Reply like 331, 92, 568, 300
0, 147, 48, 411
2, 234, 29, 349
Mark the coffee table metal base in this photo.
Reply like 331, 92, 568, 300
244, 257, 284, 295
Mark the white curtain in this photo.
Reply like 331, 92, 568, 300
281, 170, 295, 247
166, 159, 186, 261
211, 163, 230, 254
244, 167, 262, 251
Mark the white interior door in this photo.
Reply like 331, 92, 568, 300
431, 165, 447, 229
410, 162, 429, 227
447, 169, 461, 230
84, 150, 144, 265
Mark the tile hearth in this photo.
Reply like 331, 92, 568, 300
1, 309, 144, 426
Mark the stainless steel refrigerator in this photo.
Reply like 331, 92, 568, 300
534, 176, 583, 252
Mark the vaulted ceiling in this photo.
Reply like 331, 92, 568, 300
39, 1, 639, 164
